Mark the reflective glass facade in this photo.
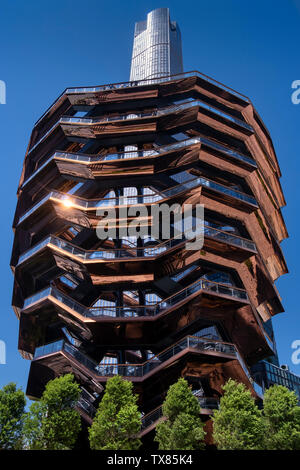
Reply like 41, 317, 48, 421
129, 8, 183, 81
251, 361, 300, 400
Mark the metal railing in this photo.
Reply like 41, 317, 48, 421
33, 332, 254, 392
76, 396, 97, 418
57, 99, 252, 130
22, 277, 248, 317
64, 71, 250, 102
141, 406, 163, 430
17, 190, 161, 225
28, 97, 253, 156
34, 70, 251, 128
33, 335, 238, 379
23, 284, 255, 386
141, 396, 219, 430
18, 173, 257, 225
17, 226, 256, 266
76, 395, 219, 424
162, 175, 257, 205
21, 136, 256, 188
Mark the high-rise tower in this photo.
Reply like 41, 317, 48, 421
11, 8, 299, 447
130, 7, 183, 81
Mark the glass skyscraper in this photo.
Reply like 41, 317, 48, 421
129, 7, 183, 81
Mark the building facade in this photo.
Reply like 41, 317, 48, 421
130, 8, 183, 81
251, 361, 300, 400
11, 8, 297, 445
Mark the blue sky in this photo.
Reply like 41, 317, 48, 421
0, 0, 299, 392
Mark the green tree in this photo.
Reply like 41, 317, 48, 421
89, 375, 141, 450
0, 383, 26, 449
154, 378, 206, 450
23, 374, 81, 450
212, 379, 265, 450
262, 385, 300, 450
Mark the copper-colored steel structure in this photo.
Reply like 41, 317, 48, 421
11, 70, 287, 443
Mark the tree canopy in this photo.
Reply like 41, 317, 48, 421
0, 383, 26, 449
212, 379, 265, 450
263, 385, 300, 450
23, 373, 81, 450
154, 378, 206, 450
89, 375, 141, 450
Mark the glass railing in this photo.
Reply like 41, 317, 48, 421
24, 286, 253, 384
23, 287, 52, 309
35, 71, 250, 128
76, 397, 97, 418
22, 277, 248, 318
17, 227, 256, 266
141, 396, 219, 430
252, 381, 264, 399
203, 226, 256, 251
262, 329, 276, 353
200, 137, 256, 167
21, 148, 157, 188
34, 340, 102, 379
141, 406, 163, 430
63, 71, 250, 103
18, 173, 257, 225
162, 175, 257, 206
160, 100, 252, 131
33, 339, 64, 358
33, 336, 255, 392
17, 235, 168, 265
29, 97, 253, 156
18, 193, 51, 224
18, 237, 53, 264
198, 397, 220, 410
17, 190, 163, 225
235, 350, 254, 383
34, 335, 238, 379
22, 136, 256, 188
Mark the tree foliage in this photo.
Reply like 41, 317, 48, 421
154, 378, 206, 450
262, 385, 300, 450
0, 383, 26, 449
89, 375, 141, 450
212, 379, 265, 450
23, 374, 81, 450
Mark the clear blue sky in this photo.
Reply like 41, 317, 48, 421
0, 0, 299, 392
